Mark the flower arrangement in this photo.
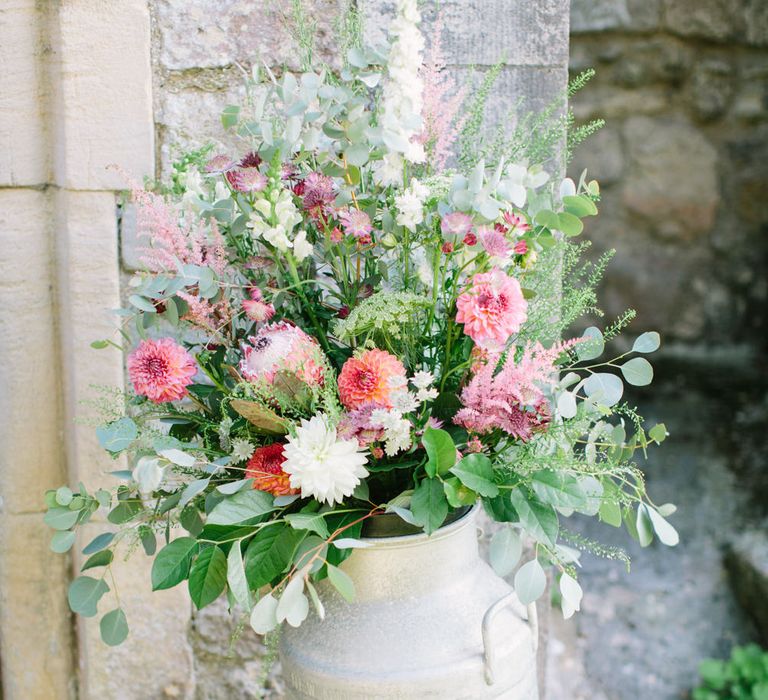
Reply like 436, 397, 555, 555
44, 1, 676, 647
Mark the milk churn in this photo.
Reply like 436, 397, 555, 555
280, 505, 539, 699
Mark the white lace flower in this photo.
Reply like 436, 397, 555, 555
395, 179, 429, 231
230, 438, 255, 465
283, 415, 369, 506
391, 390, 420, 414
370, 408, 412, 456
416, 387, 439, 402
410, 370, 434, 390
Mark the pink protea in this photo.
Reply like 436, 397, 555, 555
441, 212, 473, 242
337, 349, 407, 410
478, 226, 511, 260
242, 287, 275, 323
226, 167, 267, 193
128, 338, 197, 403
240, 322, 324, 386
456, 268, 528, 351
339, 208, 373, 241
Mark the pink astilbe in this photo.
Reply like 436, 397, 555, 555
177, 291, 232, 334
126, 180, 227, 274
417, 14, 468, 171
454, 340, 578, 441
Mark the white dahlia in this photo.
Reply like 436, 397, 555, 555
282, 415, 369, 506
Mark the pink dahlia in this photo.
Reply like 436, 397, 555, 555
226, 167, 267, 193
339, 208, 373, 241
337, 349, 406, 410
128, 338, 197, 403
455, 268, 527, 351
441, 212, 473, 243
240, 322, 324, 386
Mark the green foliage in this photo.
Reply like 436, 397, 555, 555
693, 645, 768, 700
458, 60, 505, 171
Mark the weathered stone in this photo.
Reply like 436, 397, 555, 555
621, 116, 719, 240
364, 0, 570, 67
687, 59, 735, 122
571, 0, 661, 34
570, 125, 624, 186
726, 528, 768, 644
153, 0, 345, 71
571, 85, 669, 120
664, 0, 768, 45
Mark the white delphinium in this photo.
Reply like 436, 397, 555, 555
395, 178, 429, 230
229, 438, 255, 465
282, 415, 369, 506
374, 0, 425, 185
370, 408, 413, 457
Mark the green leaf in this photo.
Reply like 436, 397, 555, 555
530, 471, 588, 510
188, 546, 227, 609
562, 194, 598, 217
286, 512, 330, 538
599, 499, 622, 527
128, 294, 157, 313
276, 576, 309, 627
107, 500, 142, 525
82, 532, 115, 555
534, 209, 560, 230
250, 593, 279, 634
422, 427, 457, 478
151, 537, 199, 591
632, 331, 660, 354
649, 423, 668, 443
509, 490, 558, 547
443, 477, 477, 508
514, 559, 546, 605
489, 527, 522, 576
68, 576, 109, 617
50, 530, 76, 553
583, 373, 624, 407
81, 549, 114, 571
245, 525, 303, 589
100, 608, 129, 646
411, 478, 449, 535
55, 486, 74, 506
207, 489, 275, 525
644, 505, 679, 546
327, 564, 356, 602
575, 326, 604, 361
159, 449, 197, 467
140, 526, 157, 555
482, 492, 519, 522
449, 454, 499, 497
44, 507, 80, 531
221, 104, 240, 129
96, 417, 138, 453
344, 143, 369, 167
227, 541, 251, 612
347, 46, 368, 68
635, 505, 654, 547
90, 339, 110, 349
556, 212, 584, 236
621, 357, 653, 386
178, 478, 210, 508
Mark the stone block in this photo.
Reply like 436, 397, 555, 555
54, 190, 126, 487
154, 0, 345, 71
570, 125, 624, 186
726, 528, 768, 644
0, 0, 48, 186
47, 0, 154, 190
0, 189, 67, 513
571, 0, 661, 34
364, 0, 570, 67
0, 512, 75, 700
621, 116, 719, 240
686, 59, 735, 122
664, 0, 767, 46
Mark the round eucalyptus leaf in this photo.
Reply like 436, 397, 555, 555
513, 559, 546, 605
50, 530, 76, 554
100, 608, 129, 646
583, 373, 624, 407
632, 331, 660, 354
575, 326, 604, 361
489, 527, 522, 577
621, 357, 653, 386
68, 576, 109, 617
250, 593, 279, 635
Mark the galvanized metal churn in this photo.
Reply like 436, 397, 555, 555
280, 504, 539, 699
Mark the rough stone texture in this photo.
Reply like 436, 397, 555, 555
569, 18, 768, 349
727, 528, 768, 645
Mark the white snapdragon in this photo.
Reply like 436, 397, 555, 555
374, 0, 425, 185
292, 230, 314, 263
248, 187, 305, 255
395, 178, 429, 231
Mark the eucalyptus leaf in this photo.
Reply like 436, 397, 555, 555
44, 507, 80, 531
636, 505, 654, 547
583, 373, 624, 407
96, 417, 137, 453
56, 486, 74, 506
159, 448, 197, 467
50, 530, 76, 553
305, 580, 326, 620
559, 573, 583, 619
645, 505, 679, 546
327, 564, 356, 602
81, 549, 114, 571
68, 576, 109, 617
632, 331, 661, 354
621, 357, 653, 386
276, 576, 309, 627
250, 593, 279, 634
82, 532, 115, 555
217, 478, 254, 495
514, 559, 546, 605
576, 326, 604, 361
489, 527, 522, 576
179, 478, 210, 508
100, 608, 129, 646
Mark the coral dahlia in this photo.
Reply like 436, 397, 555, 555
337, 349, 407, 410
128, 338, 197, 403
246, 443, 298, 497
456, 268, 528, 351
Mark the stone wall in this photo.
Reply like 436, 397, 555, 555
568, 0, 768, 354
